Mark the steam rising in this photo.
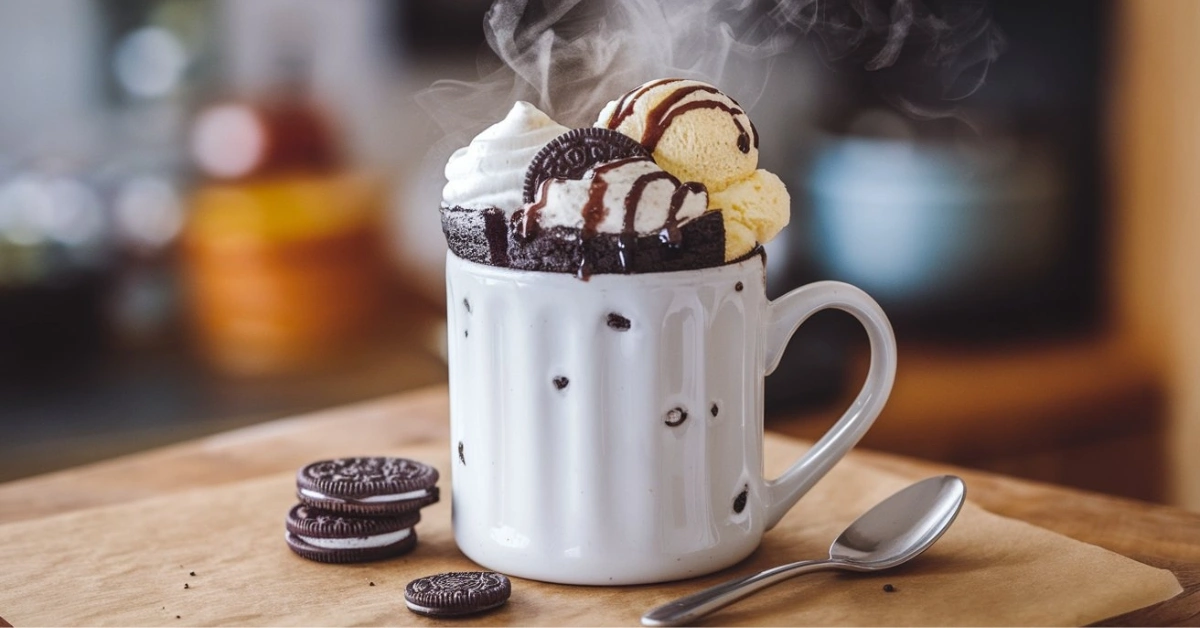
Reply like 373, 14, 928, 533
417, 0, 1005, 141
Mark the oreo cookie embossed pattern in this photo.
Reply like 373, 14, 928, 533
297, 457, 439, 516
405, 571, 512, 617
285, 457, 440, 564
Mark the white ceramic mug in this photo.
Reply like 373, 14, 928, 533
445, 251, 896, 585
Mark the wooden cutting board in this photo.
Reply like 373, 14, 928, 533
0, 435, 1181, 626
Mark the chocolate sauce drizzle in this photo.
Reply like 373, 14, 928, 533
514, 178, 555, 242
620, 170, 674, 271
605, 78, 684, 129
662, 182, 705, 246
604, 80, 757, 155
643, 85, 753, 154
518, 155, 707, 279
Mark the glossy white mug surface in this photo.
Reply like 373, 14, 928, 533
445, 251, 896, 585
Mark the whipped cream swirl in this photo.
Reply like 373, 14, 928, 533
442, 102, 569, 213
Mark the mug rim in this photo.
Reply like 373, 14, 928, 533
447, 247, 766, 287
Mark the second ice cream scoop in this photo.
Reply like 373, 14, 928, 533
596, 78, 758, 191
596, 78, 790, 261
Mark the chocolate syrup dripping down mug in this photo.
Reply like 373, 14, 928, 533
445, 250, 897, 585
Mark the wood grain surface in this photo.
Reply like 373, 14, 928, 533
0, 385, 1198, 625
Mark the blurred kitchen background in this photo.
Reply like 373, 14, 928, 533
1, 0, 1197, 511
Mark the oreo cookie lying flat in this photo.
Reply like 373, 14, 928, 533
296, 457, 439, 516
523, 128, 650, 203
404, 572, 512, 617
285, 504, 419, 564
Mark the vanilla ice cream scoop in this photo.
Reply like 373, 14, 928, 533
596, 79, 789, 261
596, 79, 758, 191
516, 156, 708, 241
443, 102, 569, 213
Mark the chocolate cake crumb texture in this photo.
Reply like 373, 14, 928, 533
441, 206, 510, 267
552, 376, 569, 390
606, 313, 631, 331
665, 407, 688, 427
733, 486, 749, 514
506, 209, 725, 276
458, 441, 465, 465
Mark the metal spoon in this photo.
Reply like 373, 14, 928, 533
641, 475, 966, 627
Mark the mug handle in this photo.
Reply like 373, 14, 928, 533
761, 281, 897, 530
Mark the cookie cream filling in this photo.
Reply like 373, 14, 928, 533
299, 487, 429, 503
293, 527, 412, 550
519, 157, 708, 235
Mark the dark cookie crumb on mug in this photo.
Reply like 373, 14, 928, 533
458, 441, 465, 465
711, 403, 719, 417
606, 313, 631, 331
464, 330, 469, 338
553, 376, 569, 390
665, 407, 688, 427
463, 298, 471, 313
733, 486, 748, 514
735, 281, 744, 292
883, 584, 896, 593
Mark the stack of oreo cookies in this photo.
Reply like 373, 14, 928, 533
285, 457, 440, 563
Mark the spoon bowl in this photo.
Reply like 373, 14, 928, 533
831, 474, 966, 570
641, 475, 966, 626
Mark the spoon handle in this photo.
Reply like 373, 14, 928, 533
641, 559, 840, 626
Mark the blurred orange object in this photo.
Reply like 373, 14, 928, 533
182, 174, 386, 376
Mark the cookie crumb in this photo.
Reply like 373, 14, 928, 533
370, 582, 376, 587
710, 403, 719, 417
552, 376, 569, 390
464, 330, 469, 338
189, 571, 195, 577
463, 298, 471, 313
458, 441, 466, 465
665, 407, 688, 427
184, 583, 189, 589
883, 584, 896, 593
735, 281, 744, 292
176, 615, 181, 620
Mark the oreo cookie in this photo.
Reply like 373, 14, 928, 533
523, 128, 650, 203
296, 457, 440, 516
507, 209, 726, 275
285, 504, 419, 564
441, 205, 509, 266
404, 572, 512, 617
